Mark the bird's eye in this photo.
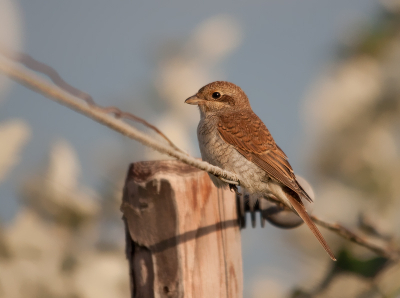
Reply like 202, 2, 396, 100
212, 92, 221, 99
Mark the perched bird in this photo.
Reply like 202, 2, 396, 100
185, 81, 336, 261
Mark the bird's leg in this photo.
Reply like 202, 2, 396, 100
215, 176, 241, 195
229, 184, 242, 196
218, 176, 239, 185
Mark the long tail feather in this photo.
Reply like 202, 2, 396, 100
285, 190, 336, 261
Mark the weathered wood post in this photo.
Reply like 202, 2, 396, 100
121, 160, 243, 298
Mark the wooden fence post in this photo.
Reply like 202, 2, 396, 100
121, 160, 243, 298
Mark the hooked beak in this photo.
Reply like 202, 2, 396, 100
185, 94, 204, 105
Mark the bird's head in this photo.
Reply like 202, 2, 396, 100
185, 81, 251, 114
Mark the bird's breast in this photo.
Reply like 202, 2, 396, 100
197, 118, 234, 169
197, 117, 269, 193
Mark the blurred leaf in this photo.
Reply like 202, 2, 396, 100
333, 249, 388, 278
338, 9, 400, 58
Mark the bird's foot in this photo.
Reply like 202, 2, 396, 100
229, 184, 242, 196
219, 176, 239, 185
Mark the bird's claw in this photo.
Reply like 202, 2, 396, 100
218, 176, 239, 185
216, 176, 240, 195
229, 184, 242, 196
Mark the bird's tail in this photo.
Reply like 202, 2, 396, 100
284, 188, 336, 261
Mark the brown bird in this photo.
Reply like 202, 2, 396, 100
185, 81, 336, 261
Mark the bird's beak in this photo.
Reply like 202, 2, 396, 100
185, 94, 204, 105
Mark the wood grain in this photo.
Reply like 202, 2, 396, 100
121, 160, 242, 298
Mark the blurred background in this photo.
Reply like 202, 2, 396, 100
1, 0, 400, 297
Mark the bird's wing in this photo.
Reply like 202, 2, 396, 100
217, 111, 312, 202
217, 111, 336, 261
